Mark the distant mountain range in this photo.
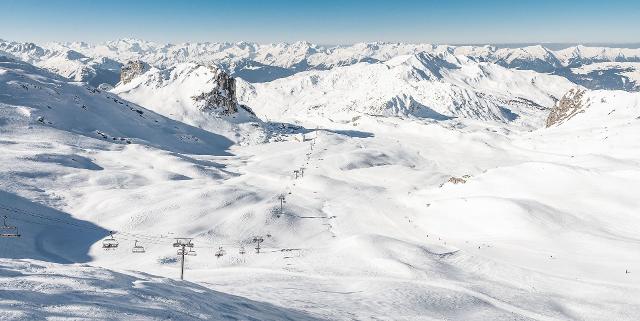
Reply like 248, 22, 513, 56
238, 52, 575, 127
1, 39, 640, 90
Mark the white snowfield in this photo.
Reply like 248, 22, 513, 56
0, 259, 320, 320
1, 41, 640, 320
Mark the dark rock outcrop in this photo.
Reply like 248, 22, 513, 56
191, 67, 238, 114
546, 88, 586, 127
119, 60, 149, 85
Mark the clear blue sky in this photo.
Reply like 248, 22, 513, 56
1, 0, 639, 44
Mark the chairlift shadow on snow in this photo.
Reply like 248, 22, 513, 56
0, 190, 109, 263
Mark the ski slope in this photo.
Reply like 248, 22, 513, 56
0, 259, 319, 320
1, 47, 640, 320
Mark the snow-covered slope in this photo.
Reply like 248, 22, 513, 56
0, 259, 319, 320
114, 63, 240, 115
35, 50, 121, 85
111, 62, 274, 145
3, 100, 638, 319
240, 52, 575, 127
569, 61, 640, 91
493, 45, 563, 73
0, 41, 122, 87
0, 56, 232, 155
547, 88, 640, 128
2, 44, 640, 320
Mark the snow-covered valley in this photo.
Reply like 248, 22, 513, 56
1, 39, 640, 320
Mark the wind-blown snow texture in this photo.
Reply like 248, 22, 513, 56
1, 39, 640, 320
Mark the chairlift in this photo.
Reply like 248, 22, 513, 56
239, 245, 246, 255
1, 215, 20, 238
102, 231, 118, 250
132, 240, 145, 253
187, 249, 197, 256
215, 246, 226, 259
253, 236, 264, 253
173, 238, 194, 248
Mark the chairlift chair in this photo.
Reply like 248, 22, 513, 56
132, 240, 145, 253
173, 238, 194, 248
102, 231, 118, 250
215, 246, 226, 259
239, 246, 246, 255
187, 249, 197, 256
1, 215, 20, 238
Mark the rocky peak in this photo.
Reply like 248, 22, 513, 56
119, 60, 149, 85
546, 88, 586, 127
191, 67, 238, 114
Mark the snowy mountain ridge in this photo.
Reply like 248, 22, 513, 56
0, 56, 232, 155
4, 39, 640, 87
239, 51, 577, 127
111, 61, 286, 145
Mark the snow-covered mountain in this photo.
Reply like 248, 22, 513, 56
4, 38, 640, 90
110, 62, 276, 145
492, 45, 564, 73
239, 52, 576, 127
0, 40, 122, 87
547, 88, 640, 128
2, 37, 640, 320
568, 61, 640, 91
114, 62, 240, 115
556, 45, 640, 67
0, 56, 232, 155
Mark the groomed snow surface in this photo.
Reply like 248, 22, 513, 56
0, 259, 324, 320
1, 52, 640, 320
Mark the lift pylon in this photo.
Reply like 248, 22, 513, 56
0, 215, 20, 238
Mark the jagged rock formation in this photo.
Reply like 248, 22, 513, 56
448, 177, 467, 184
546, 88, 586, 127
119, 60, 149, 85
192, 67, 238, 114
439, 175, 471, 187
